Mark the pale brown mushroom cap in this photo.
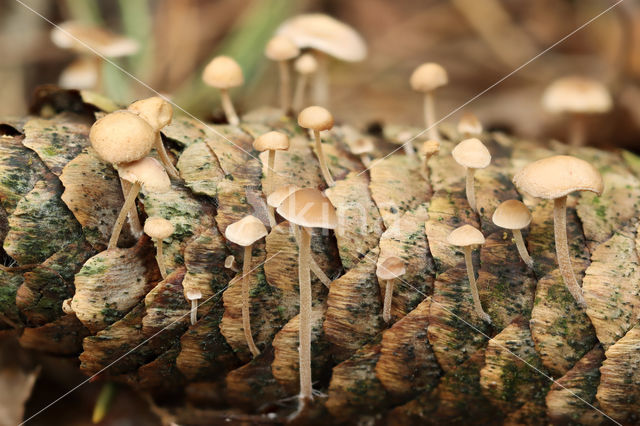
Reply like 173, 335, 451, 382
89, 110, 156, 164
350, 137, 375, 155
452, 138, 491, 169
267, 185, 301, 208
224, 255, 236, 269
277, 188, 338, 229
457, 112, 483, 135
128, 97, 173, 131
265, 35, 300, 61
295, 53, 318, 75
492, 200, 532, 230
118, 157, 171, 193
420, 140, 440, 157
144, 216, 175, 240
186, 288, 202, 301
542, 76, 612, 114
512, 155, 604, 199
253, 131, 290, 152
51, 21, 139, 57
225, 215, 268, 247
202, 56, 244, 89
410, 63, 448, 93
376, 256, 406, 280
298, 106, 334, 131
276, 14, 367, 62
447, 224, 485, 247
59, 57, 98, 90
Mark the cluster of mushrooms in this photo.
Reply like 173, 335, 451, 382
59, 13, 610, 408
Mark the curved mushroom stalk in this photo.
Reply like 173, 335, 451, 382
154, 134, 180, 179
297, 226, 313, 401
554, 196, 586, 307
382, 279, 395, 322
186, 289, 202, 325
313, 130, 335, 187
465, 168, 477, 212
463, 246, 491, 323
153, 237, 167, 278
512, 229, 534, 268
312, 51, 329, 107
241, 245, 260, 357
119, 178, 142, 237
220, 88, 239, 126
108, 182, 141, 250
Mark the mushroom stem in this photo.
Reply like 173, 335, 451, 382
463, 246, 491, 323
421, 153, 433, 180
359, 154, 371, 167
154, 133, 180, 179
293, 74, 308, 112
190, 299, 198, 325
312, 51, 329, 106
266, 150, 277, 228
291, 224, 331, 288
553, 196, 586, 307
108, 182, 141, 250
298, 226, 313, 401
313, 130, 335, 187
242, 245, 260, 357
154, 237, 167, 279
382, 279, 394, 323
465, 168, 477, 211
219, 88, 239, 126
119, 178, 143, 237
424, 91, 439, 141
403, 141, 416, 157
278, 60, 292, 112
94, 56, 103, 93
512, 229, 533, 268
569, 115, 587, 147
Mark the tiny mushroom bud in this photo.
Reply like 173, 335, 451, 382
457, 112, 483, 137
452, 138, 491, 212
410, 62, 448, 141
254, 131, 291, 227
144, 217, 175, 279
186, 288, 202, 325
298, 106, 335, 187
224, 255, 239, 273
492, 200, 533, 268
419, 139, 440, 179
202, 56, 244, 126
447, 225, 490, 323
265, 35, 300, 112
376, 256, 406, 323
225, 215, 268, 358
349, 136, 375, 167
292, 53, 318, 111
513, 155, 603, 307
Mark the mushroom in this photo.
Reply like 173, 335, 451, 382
265, 35, 300, 112
298, 106, 335, 187
109, 157, 171, 250
513, 155, 603, 307
277, 188, 338, 402
202, 56, 244, 126
492, 200, 533, 268
253, 131, 291, 227
410, 63, 448, 141
542, 76, 612, 146
224, 255, 239, 273
376, 256, 406, 323
451, 138, 491, 212
292, 53, 318, 112
143, 217, 175, 279
225, 215, 268, 358
457, 112, 483, 137
276, 14, 367, 106
186, 288, 202, 325
349, 136, 375, 167
447, 225, 490, 323
58, 56, 98, 90
419, 139, 440, 179
128, 96, 180, 179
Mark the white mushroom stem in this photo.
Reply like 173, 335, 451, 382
94, 56, 103, 93
297, 226, 313, 401
266, 150, 277, 228
312, 129, 335, 187
403, 141, 416, 157
463, 246, 491, 323
568, 115, 587, 147
153, 237, 167, 279
293, 73, 309, 112
512, 229, 533, 268
219, 88, 239, 126
554, 196, 586, 307
154, 133, 180, 179
190, 298, 199, 325
312, 51, 329, 107
421, 153, 434, 180
424, 92, 439, 141
108, 182, 141, 250
278, 60, 292, 112
242, 245, 260, 357
359, 154, 371, 167
382, 279, 394, 323
291, 224, 331, 287
465, 168, 477, 212
119, 178, 142, 237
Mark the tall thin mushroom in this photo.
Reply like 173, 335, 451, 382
265, 35, 300, 112
202, 56, 244, 126
410, 62, 448, 141
376, 256, 406, 323
451, 138, 491, 212
292, 54, 318, 112
254, 131, 290, 227
492, 200, 534, 268
143, 217, 175, 279
298, 106, 335, 187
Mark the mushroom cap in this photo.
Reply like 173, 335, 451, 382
457, 112, 483, 135
410, 62, 448, 93
276, 14, 367, 62
420, 140, 440, 157
295, 53, 318, 75
492, 200, 532, 230
89, 110, 156, 164
452, 138, 491, 169
202, 56, 244, 89
253, 131, 290, 152
118, 157, 171, 193
186, 288, 202, 300
59, 57, 98, 90
51, 21, 139, 57
128, 97, 173, 131
277, 188, 337, 229
542, 76, 612, 114
298, 106, 334, 131
350, 137, 374, 155
225, 215, 268, 247
512, 155, 604, 199
267, 184, 301, 208
224, 255, 236, 269
447, 224, 485, 247
144, 216, 175, 240
376, 256, 406, 280
265, 35, 300, 61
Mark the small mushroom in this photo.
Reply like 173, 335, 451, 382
186, 288, 202, 325
457, 112, 483, 137
419, 139, 440, 180
224, 255, 239, 273
513, 155, 603, 307
128, 96, 179, 179
542, 76, 612, 146
202, 56, 244, 126
376, 256, 406, 323
349, 136, 375, 167
410, 63, 448, 141
225, 215, 268, 358
452, 138, 491, 212
277, 188, 338, 402
447, 225, 490, 323
109, 157, 171, 250
58, 56, 98, 90
292, 53, 318, 111
492, 200, 533, 268
298, 106, 335, 187
143, 217, 175, 279
253, 131, 291, 227
265, 35, 300, 112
